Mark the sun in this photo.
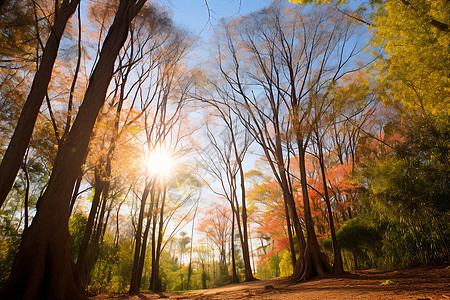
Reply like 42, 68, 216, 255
145, 149, 176, 179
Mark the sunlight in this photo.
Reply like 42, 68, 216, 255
145, 148, 176, 179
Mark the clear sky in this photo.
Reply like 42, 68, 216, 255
167, 0, 274, 37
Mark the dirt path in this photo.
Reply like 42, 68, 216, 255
91, 265, 450, 300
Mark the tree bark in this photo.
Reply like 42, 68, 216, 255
69, 171, 83, 214
232, 135, 256, 282
284, 198, 297, 268
136, 184, 155, 286
129, 181, 151, 294
0, 0, 80, 208
0, 1, 146, 298
295, 143, 331, 280
149, 188, 166, 292
273, 141, 306, 280
136, 208, 152, 287
316, 135, 344, 275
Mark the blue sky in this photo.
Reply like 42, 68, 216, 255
168, 0, 274, 36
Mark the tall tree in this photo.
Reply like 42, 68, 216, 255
0, 1, 147, 298
129, 180, 153, 294
216, 16, 308, 278
0, 0, 80, 208
215, 3, 366, 280
76, 4, 174, 289
199, 98, 256, 282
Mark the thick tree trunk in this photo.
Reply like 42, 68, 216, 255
271, 126, 306, 280
286, 188, 307, 281
296, 144, 331, 280
0, 0, 80, 208
276, 157, 306, 280
0, 1, 146, 298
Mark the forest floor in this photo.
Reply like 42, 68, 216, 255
90, 265, 450, 300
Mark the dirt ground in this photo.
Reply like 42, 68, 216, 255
91, 265, 450, 300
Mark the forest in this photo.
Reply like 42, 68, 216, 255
0, 0, 448, 299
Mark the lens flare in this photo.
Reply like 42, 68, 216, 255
145, 149, 175, 179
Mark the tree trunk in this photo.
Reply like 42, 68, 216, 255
76, 168, 104, 290
22, 161, 30, 230
154, 189, 166, 291
149, 190, 161, 291
82, 179, 111, 287
69, 171, 83, 214
276, 160, 306, 280
231, 132, 256, 282
137, 210, 152, 288
150, 188, 166, 292
284, 198, 297, 268
0, 1, 146, 298
296, 144, 331, 280
317, 135, 344, 274
136, 184, 155, 285
219, 246, 228, 282
272, 126, 306, 280
230, 212, 239, 284
0, 0, 80, 208
129, 181, 151, 294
